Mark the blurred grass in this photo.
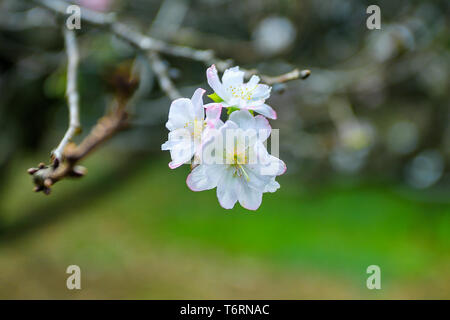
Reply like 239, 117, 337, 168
0, 151, 449, 299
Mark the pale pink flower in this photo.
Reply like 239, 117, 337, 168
78, 0, 112, 12
161, 88, 223, 169
187, 110, 285, 210
207, 65, 277, 119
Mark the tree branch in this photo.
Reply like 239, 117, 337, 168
33, 0, 214, 61
28, 99, 130, 194
28, 61, 138, 195
26, 0, 310, 194
52, 27, 81, 164
32, 0, 310, 85
147, 51, 181, 100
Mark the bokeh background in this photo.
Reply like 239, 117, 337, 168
0, 0, 449, 299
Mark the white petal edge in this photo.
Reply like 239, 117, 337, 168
206, 64, 228, 101
216, 170, 239, 209
248, 103, 277, 120
238, 182, 263, 211
186, 164, 224, 191
166, 98, 194, 131
191, 88, 206, 120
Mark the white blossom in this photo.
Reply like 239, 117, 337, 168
207, 65, 277, 119
187, 110, 285, 210
161, 88, 223, 169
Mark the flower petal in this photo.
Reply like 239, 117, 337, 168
205, 103, 222, 122
229, 109, 254, 129
228, 110, 258, 149
248, 141, 286, 176
216, 171, 239, 209
229, 110, 271, 142
251, 84, 271, 101
202, 104, 223, 151
165, 129, 195, 169
186, 164, 224, 191
168, 146, 194, 169
222, 66, 244, 88
264, 178, 280, 193
191, 88, 206, 120
247, 75, 260, 88
166, 98, 194, 131
162, 128, 191, 150
260, 154, 287, 176
238, 182, 263, 210
207, 64, 228, 100
219, 119, 239, 135
248, 103, 277, 119
245, 164, 273, 191
254, 115, 271, 142
161, 139, 180, 150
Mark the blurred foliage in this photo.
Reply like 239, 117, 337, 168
0, 0, 449, 298
1, 153, 449, 298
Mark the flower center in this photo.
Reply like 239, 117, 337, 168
225, 151, 247, 165
232, 164, 250, 181
228, 84, 257, 101
226, 152, 250, 181
184, 118, 206, 140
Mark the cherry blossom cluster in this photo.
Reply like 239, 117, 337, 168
161, 65, 286, 210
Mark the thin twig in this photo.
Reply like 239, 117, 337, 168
259, 69, 311, 85
28, 99, 130, 194
147, 51, 181, 100
52, 27, 81, 164
26, 0, 310, 194
28, 62, 139, 195
33, 0, 214, 61
32, 0, 309, 85
146, 0, 184, 100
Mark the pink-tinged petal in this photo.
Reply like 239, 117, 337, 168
216, 171, 239, 209
206, 119, 223, 129
198, 123, 222, 160
168, 153, 193, 168
191, 88, 206, 120
186, 164, 224, 192
201, 121, 222, 146
167, 134, 195, 169
162, 128, 191, 151
238, 182, 263, 211
199, 122, 224, 162
222, 66, 244, 87
206, 64, 228, 100
205, 103, 222, 121
168, 147, 194, 169
204, 102, 219, 108
248, 103, 277, 119
166, 98, 194, 131
168, 161, 182, 169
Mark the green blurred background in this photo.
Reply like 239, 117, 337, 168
0, 0, 449, 299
